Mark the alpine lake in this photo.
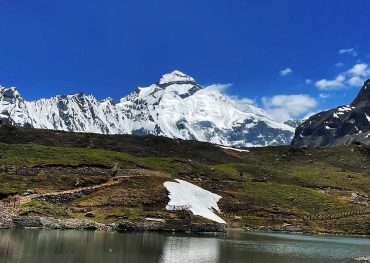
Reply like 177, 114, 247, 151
0, 229, 369, 263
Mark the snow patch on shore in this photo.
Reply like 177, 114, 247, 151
220, 146, 249, 152
164, 179, 226, 224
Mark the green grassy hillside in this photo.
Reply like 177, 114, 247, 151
0, 126, 369, 234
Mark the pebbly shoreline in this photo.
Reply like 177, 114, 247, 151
0, 215, 228, 233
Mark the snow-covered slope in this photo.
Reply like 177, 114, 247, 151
164, 179, 226, 224
0, 71, 294, 146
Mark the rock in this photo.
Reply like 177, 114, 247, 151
291, 79, 370, 147
22, 189, 35, 196
283, 223, 302, 232
37, 189, 96, 204
11, 216, 109, 231
0, 207, 19, 229
13, 216, 43, 228
84, 212, 96, 218
190, 223, 227, 233
355, 256, 370, 261
114, 221, 139, 231
39, 217, 109, 231
113, 220, 166, 232
84, 224, 98, 230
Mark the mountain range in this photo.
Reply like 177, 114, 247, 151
0, 70, 294, 147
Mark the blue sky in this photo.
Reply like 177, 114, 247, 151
0, 0, 370, 121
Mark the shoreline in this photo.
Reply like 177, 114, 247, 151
1, 215, 369, 238
238, 228, 370, 239
1, 215, 228, 233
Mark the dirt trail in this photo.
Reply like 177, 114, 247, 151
27, 175, 145, 202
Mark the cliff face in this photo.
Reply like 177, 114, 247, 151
291, 79, 370, 147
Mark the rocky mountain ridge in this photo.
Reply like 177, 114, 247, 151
291, 79, 370, 147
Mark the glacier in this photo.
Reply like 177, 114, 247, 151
0, 70, 294, 147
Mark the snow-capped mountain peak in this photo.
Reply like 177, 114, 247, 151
158, 70, 196, 86
0, 71, 295, 146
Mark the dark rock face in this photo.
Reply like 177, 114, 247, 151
84, 212, 96, 218
113, 220, 227, 233
13, 217, 43, 228
113, 220, 166, 232
12, 216, 109, 230
291, 79, 370, 147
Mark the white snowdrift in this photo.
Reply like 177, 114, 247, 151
220, 146, 250, 152
163, 179, 226, 224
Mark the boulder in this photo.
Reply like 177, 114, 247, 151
84, 212, 96, 218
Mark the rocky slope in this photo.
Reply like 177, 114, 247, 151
0, 70, 294, 147
291, 79, 370, 147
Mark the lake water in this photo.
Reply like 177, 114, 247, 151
0, 230, 369, 263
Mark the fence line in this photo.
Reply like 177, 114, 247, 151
302, 209, 370, 220
222, 209, 370, 220
0, 195, 20, 208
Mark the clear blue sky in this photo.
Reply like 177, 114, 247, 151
0, 0, 369, 120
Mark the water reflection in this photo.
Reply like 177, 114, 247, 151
0, 230, 165, 263
160, 235, 220, 263
0, 230, 369, 263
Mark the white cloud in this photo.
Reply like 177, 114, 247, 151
347, 76, 364, 87
280, 67, 293, 76
305, 79, 312, 84
203, 83, 257, 108
262, 94, 318, 122
315, 63, 370, 90
335, 62, 344, 68
338, 48, 358, 57
232, 97, 256, 105
345, 63, 370, 87
347, 63, 370, 77
204, 83, 233, 92
315, 75, 346, 90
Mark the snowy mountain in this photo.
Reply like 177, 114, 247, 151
0, 70, 294, 147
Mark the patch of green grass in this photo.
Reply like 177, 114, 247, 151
72, 207, 170, 224
21, 200, 69, 218
0, 174, 109, 196
191, 215, 216, 224
0, 174, 31, 196
0, 143, 137, 167
240, 182, 356, 215
137, 157, 177, 173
